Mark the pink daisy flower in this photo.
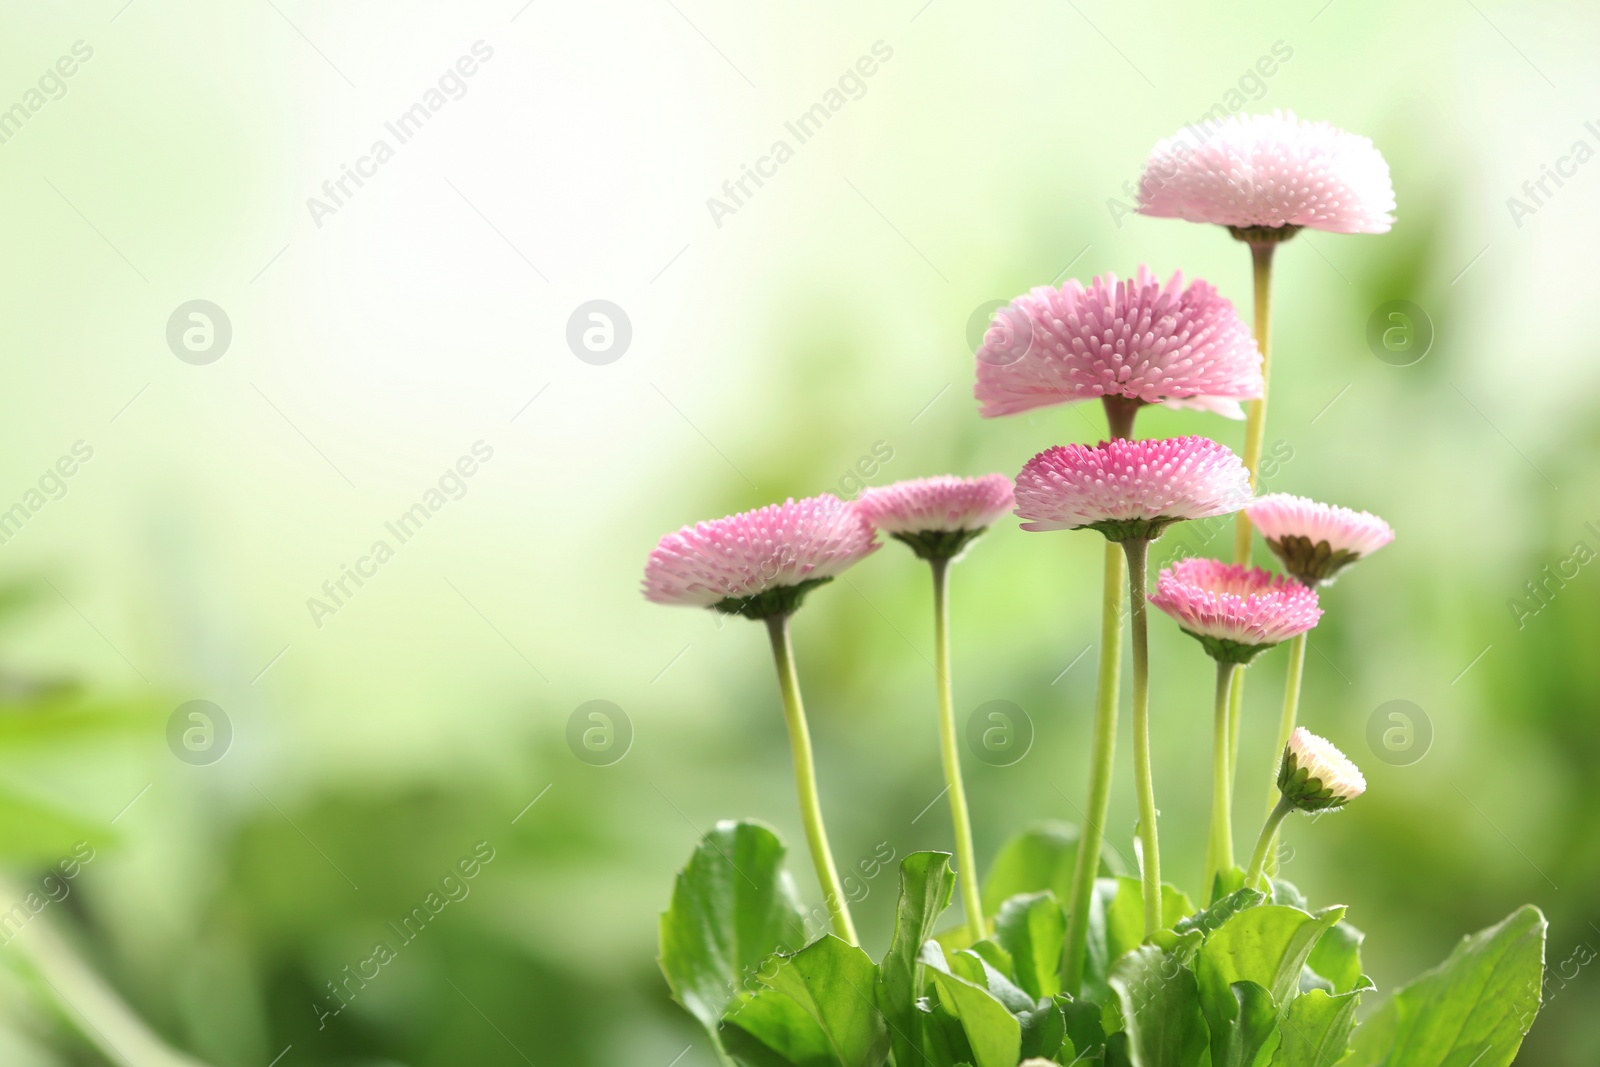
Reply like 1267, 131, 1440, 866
643, 495, 878, 618
1280, 727, 1367, 811
1013, 436, 1251, 542
1246, 493, 1394, 586
1137, 110, 1395, 237
974, 267, 1262, 420
857, 474, 1015, 560
1149, 558, 1322, 663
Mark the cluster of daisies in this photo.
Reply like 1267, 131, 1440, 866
642, 110, 1395, 961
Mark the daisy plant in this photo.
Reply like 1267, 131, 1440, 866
1016, 437, 1251, 940
1245, 493, 1392, 873
857, 474, 1016, 946
1148, 559, 1321, 895
1139, 112, 1395, 794
644, 494, 878, 944
648, 113, 1548, 1067
977, 267, 1260, 992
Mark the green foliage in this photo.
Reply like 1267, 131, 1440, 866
1342, 905, 1547, 1067
659, 820, 808, 1055
662, 825, 1549, 1067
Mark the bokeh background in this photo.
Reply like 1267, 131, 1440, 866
0, 0, 1595, 1063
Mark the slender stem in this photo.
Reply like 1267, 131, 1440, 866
1061, 540, 1126, 991
765, 614, 858, 945
1246, 796, 1295, 892
1233, 241, 1277, 565
1226, 664, 1245, 798
930, 558, 986, 945
1122, 538, 1162, 937
1203, 661, 1239, 898
1263, 631, 1307, 877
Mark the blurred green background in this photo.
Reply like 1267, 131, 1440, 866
0, 0, 1595, 1063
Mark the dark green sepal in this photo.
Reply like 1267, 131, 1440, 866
1084, 517, 1180, 543
1276, 745, 1354, 812
1267, 535, 1360, 587
891, 527, 988, 561
1180, 629, 1277, 665
1227, 223, 1302, 244
712, 577, 832, 620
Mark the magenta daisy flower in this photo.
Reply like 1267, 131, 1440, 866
974, 267, 1262, 421
1149, 558, 1322, 663
1137, 110, 1395, 239
1013, 436, 1252, 542
1246, 493, 1394, 586
856, 474, 1014, 561
643, 495, 878, 618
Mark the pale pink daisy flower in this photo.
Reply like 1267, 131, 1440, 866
1246, 493, 1394, 586
1279, 726, 1367, 811
1137, 110, 1395, 238
974, 268, 1262, 421
643, 495, 878, 618
857, 474, 1015, 560
1013, 436, 1252, 542
1149, 558, 1322, 663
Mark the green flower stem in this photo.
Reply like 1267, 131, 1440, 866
1061, 539, 1126, 991
1203, 660, 1239, 896
1245, 796, 1295, 892
1122, 537, 1162, 936
1223, 243, 1276, 842
765, 613, 858, 945
1233, 240, 1278, 565
930, 557, 986, 945
1264, 631, 1307, 877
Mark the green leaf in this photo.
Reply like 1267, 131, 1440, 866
1196, 904, 1343, 1067
1306, 920, 1365, 995
927, 964, 1022, 1067
1268, 982, 1370, 1067
723, 988, 836, 1067
1018, 997, 1068, 1062
981, 821, 1120, 917
994, 891, 1065, 999
1210, 865, 1246, 905
1342, 905, 1546, 1067
1214, 980, 1277, 1067
1173, 886, 1266, 940
659, 820, 808, 1054
765, 935, 889, 1067
875, 851, 954, 1067
1106, 944, 1208, 1067
1104, 877, 1196, 964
